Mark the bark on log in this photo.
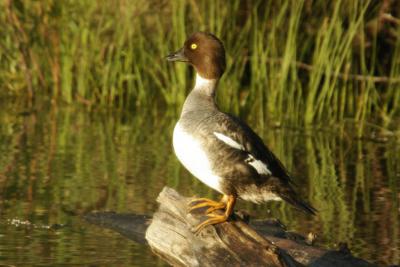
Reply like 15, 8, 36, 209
84, 187, 378, 267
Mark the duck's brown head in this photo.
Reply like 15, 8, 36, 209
166, 32, 226, 80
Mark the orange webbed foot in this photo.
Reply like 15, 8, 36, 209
191, 195, 236, 234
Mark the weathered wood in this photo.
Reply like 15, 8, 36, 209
84, 187, 378, 267
145, 187, 299, 267
84, 212, 150, 244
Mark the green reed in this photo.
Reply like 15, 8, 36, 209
0, 0, 399, 136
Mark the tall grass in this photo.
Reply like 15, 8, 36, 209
0, 0, 399, 136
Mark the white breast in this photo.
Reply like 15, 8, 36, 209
173, 122, 223, 193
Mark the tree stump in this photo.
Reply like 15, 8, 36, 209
85, 187, 378, 267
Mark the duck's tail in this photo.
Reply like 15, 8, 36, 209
276, 182, 317, 215
281, 194, 317, 215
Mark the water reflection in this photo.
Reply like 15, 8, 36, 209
0, 103, 398, 266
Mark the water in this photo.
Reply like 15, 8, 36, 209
0, 102, 399, 266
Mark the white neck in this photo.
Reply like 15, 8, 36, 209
194, 73, 218, 96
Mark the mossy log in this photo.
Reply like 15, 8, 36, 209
84, 187, 378, 267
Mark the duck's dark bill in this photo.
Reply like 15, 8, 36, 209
166, 48, 188, 62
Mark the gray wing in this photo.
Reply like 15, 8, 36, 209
211, 112, 292, 184
200, 112, 317, 215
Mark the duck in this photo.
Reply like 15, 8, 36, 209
166, 32, 316, 233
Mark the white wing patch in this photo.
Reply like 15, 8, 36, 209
213, 132, 244, 150
246, 155, 272, 175
213, 132, 272, 176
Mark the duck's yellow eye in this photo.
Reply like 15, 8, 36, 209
190, 43, 198, 50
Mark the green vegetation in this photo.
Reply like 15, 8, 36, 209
0, 0, 399, 135
1, 2, 399, 265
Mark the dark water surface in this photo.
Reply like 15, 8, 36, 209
0, 103, 399, 266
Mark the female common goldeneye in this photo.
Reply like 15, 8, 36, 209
167, 32, 316, 233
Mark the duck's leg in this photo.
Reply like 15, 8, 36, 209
188, 195, 227, 213
193, 195, 236, 234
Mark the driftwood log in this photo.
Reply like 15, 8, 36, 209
84, 187, 378, 267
